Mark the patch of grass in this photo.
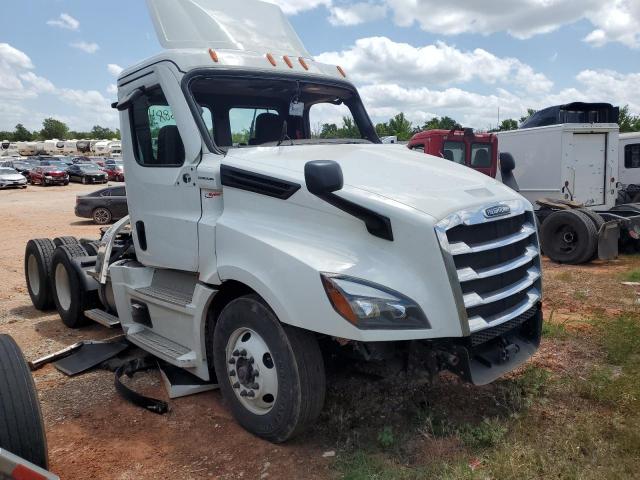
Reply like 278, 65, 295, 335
620, 268, 640, 282
377, 426, 395, 449
573, 290, 588, 301
542, 321, 569, 339
555, 271, 574, 282
600, 315, 640, 366
415, 408, 456, 439
459, 418, 507, 449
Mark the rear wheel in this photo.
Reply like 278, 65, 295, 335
53, 236, 79, 247
24, 238, 56, 310
82, 176, 87, 184
541, 210, 597, 264
578, 209, 605, 260
50, 244, 97, 328
0, 335, 48, 469
212, 294, 325, 443
93, 207, 112, 225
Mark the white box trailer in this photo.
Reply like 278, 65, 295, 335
497, 104, 640, 264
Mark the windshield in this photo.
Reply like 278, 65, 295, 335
80, 166, 102, 172
0, 168, 16, 174
189, 74, 379, 149
42, 166, 61, 172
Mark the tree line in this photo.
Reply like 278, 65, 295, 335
318, 105, 640, 141
0, 118, 120, 142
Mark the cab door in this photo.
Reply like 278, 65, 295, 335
118, 62, 204, 271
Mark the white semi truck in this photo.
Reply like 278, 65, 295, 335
24, 0, 543, 442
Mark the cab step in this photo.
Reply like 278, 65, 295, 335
84, 309, 120, 328
135, 286, 193, 307
127, 327, 196, 367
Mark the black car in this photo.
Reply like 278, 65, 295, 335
67, 164, 108, 184
75, 185, 128, 224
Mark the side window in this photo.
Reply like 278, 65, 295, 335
229, 107, 277, 145
443, 141, 465, 164
100, 189, 111, 197
625, 144, 640, 169
471, 143, 492, 167
411, 144, 425, 153
130, 86, 185, 167
200, 106, 214, 140
112, 187, 126, 196
309, 103, 360, 139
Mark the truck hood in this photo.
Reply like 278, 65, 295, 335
224, 144, 521, 221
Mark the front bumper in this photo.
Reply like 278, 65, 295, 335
444, 303, 542, 385
0, 180, 27, 188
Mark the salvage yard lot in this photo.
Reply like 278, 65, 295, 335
1, 185, 639, 480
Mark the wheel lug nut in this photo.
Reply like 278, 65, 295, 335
239, 349, 247, 357
232, 349, 240, 357
240, 390, 248, 397
250, 383, 259, 390
246, 391, 255, 398
228, 358, 236, 365
229, 370, 236, 377
232, 382, 240, 389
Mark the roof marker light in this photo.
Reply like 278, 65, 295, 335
283, 55, 293, 68
266, 53, 277, 67
208, 49, 219, 62
298, 57, 309, 70
336, 65, 346, 78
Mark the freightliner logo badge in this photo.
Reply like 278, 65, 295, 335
484, 205, 511, 218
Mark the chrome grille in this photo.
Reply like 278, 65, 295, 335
436, 200, 542, 334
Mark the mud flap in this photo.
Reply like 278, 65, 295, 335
447, 310, 542, 386
597, 220, 620, 261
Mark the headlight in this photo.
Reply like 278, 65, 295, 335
320, 274, 430, 330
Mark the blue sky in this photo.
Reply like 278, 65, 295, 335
1, 0, 638, 132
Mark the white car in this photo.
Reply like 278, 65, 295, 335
0, 167, 27, 189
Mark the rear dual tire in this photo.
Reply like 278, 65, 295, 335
212, 295, 325, 443
24, 239, 56, 310
50, 244, 98, 328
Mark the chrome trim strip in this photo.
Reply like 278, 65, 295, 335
449, 223, 536, 255
457, 245, 539, 282
468, 289, 541, 332
463, 267, 541, 309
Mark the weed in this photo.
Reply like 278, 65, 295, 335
599, 315, 640, 366
459, 418, 507, 449
620, 269, 640, 282
415, 409, 455, 438
377, 426, 395, 449
542, 321, 568, 339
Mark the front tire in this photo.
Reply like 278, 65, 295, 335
212, 294, 325, 443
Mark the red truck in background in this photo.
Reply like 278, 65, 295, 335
407, 128, 498, 178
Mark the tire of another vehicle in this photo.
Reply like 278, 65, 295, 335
577, 209, 605, 260
541, 210, 597, 264
50, 244, 97, 328
81, 176, 87, 184
79, 239, 100, 256
24, 238, 56, 310
212, 294, 326, 443
53, 236, 79, 247
93, 207, 113, 225
0, 334, 49, 469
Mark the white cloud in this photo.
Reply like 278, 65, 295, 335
70, 41, 99, 54
46, 13, 80, 31
106, 84, 118, 95
0, 43, 37, 100
583, 0, 640, 48
19, 72, 56, 94
328, 2, 387, 26
263, 0, 331, 14
107, 64, 124, 77
316, 37, 553, 94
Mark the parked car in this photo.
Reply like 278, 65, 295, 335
38, 160, 69, 171
75, 185, 128, 224
0, 167, 28, 189
29, 166, 69, 186
102, 161, 124, 181
1, 159, 37, 178
71, 156, 92, 164
66, 164, 108, 184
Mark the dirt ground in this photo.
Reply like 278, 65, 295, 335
1, 184, 637, 479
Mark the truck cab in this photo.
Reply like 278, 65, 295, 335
618, 132, 640, 203
25, 0, 543, 443
408, 129, 498, 178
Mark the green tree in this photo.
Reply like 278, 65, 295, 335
40, 118, 69, 140
421, 116, 461, 131
387, 113, 413, 141
496, 118, 519, 131
375, 122, 390, 137
12, 124, 33, 141
519, 108, 537, 125
91, 125, 119, 139
319, 123, 338, 139
619, 105, 640, 133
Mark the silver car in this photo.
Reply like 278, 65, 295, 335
0, 167, 28, 189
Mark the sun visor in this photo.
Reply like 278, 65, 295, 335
146, 0, 310, 57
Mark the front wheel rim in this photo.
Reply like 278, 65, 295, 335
27, 254, 40, 295
225, 328, 278, 415
54, 263, 72, 311
94, 209, 110, 224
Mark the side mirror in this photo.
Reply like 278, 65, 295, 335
305, 160, 343, 195
499, 152, 516, 173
